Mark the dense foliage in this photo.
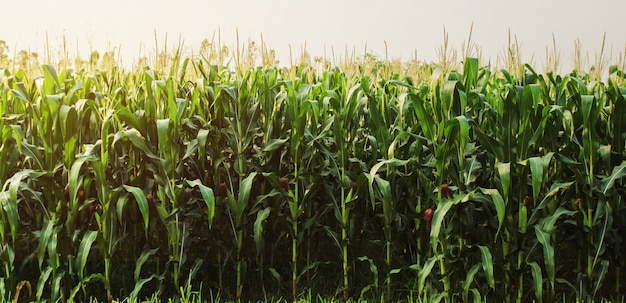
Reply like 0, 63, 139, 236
0, 58, 625, 302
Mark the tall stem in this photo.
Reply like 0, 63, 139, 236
517, 248, 523, 303
105, 257, 112, 302
292, 161, 299, 300
341, 183, 349, 301
439, 248, 450, 302
386, 233, 391, 299
292, 220, 297, 299
236, 229, 243, 299
236, 147, 245, 299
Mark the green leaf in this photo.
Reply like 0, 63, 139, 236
408, 92, 437, 142
418, 254, 439, 295
263, 138, 288, 152
469, 288, 481, 303
115, 105, 144, 134
113, 129, 160, 160
253, 208, 271, 258
123, 185, 150, 235
581, 94, 595, 129
373, 176, 393, 227
0, 192, 18, 244
68, 273, 105, 302
2, 169, 46, 242
472, 121, 503, 161
496, 162, 511, 200
611, 92, 626, 152
478, 245, 495, 289
462, 263, 481, 302
463, 58, 479, 90
600, 160, 626, 195
236, 172, 258, 224
528, 181, 574, 225
366, 158, 410, 209
480, 188, 505, 238
157, 118, 171, 154
42, 64, 60, 95
68, 155, 96, 227
592, 203, 611, 274
187, 179, 216, 228
116, 195, 129, 225
36, 220, 58, 269
59, 105, 79, 168
357, 256, 379, 297
76, 230, 99, 281
226, 191, 239, 225
528, 156, 543, 203
430, 191, 475, 248
534, 225, 554, 288
442, 80, 465, 118
134, 248, 160, 281
529, 261, 544, 303
593, 260, 610, 298
36, 267, 52, 300
541, 207, 576, 234
50, 271, 65, 303
129, 275, 159, 301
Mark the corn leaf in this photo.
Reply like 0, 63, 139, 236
76, 230, 99, 281
478, 245, 495, 289
123, 185, 150, 236
529, 261, 544, 303
534, 225, 554, 289
187, 179, 216, 228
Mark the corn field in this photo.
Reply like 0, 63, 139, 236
0, 55, 625, 302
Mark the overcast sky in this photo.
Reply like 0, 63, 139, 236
1, 0, 624, 72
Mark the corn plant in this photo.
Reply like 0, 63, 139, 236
1, 51, 626, 302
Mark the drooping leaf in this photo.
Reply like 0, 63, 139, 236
59, 105, 79, 168
263, 138, 289, 152
430, 191, 475, 249
417, 254, 439, 295
496, 162, 510, 198
187, 179, 216, 228
36, 220, 58, 270
42, 64, 60, 95
528, 156, 544, 203
478, 245, 495, 289
134, 248, 160, 281
528, 181, 574, 224
129, 275, 159, 301
463, 57, 479, 90
534, 225, 554, 289
541, 207, 576, 234
529, 261, 544, 303
76, 230, 99, 281
600, 160, 626, 196
253, 208, 271, 258
593, 260, 610, 298
480, 188, 505, 238
462, 263, 481, 303
2, 169, 46, 242
123, 185, 150, 235
366, 158, 410, 209
36, 267, 52, 300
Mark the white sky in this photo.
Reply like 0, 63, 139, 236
1, 0, 625, 72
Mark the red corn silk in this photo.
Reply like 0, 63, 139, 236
424, 208, 434, 231
440, 183, 452, 199
280, 177, 289, 191
217, 182, 228, 198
